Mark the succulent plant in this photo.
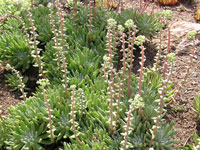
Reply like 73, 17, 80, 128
135, 12, 160, 38
20, 6, 54, 44
5, 120, 50, 150
0, 31, 32, 72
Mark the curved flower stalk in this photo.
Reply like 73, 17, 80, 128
6, 64, 27, 101
150, 11, 170, 83
0, 14, 31, 52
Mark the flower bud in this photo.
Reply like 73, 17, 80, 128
124, 19, 135, 29
118, 25, 124, 32
135, 35, 146, 46
107, 18, 117, 28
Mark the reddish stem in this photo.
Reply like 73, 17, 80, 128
123, 106, 134, 149
49, 8, 61, 69
103, 65, 114, 132
28, 13, 46, 78
167, 39, 196, 105
138, 45, 145, 96
43, 88, 53, 142
73, 0, 77, 25
149, 22, 171, 146
121, 33, 127, 89
128, 29, 136, 98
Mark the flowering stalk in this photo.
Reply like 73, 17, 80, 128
122, 95, 144, 149
88, 0, 92, 39
56, 0, 68, 96
6, 64, 27, 101
166, 53, 176, 85
105, 18, 117, 132
37, 79, 53, 142
124, 19, 136, 98
43, 88, 54, 142
167, 31, 197, 105
117, 25, 128, 91
61, 51, 68, 97
149, 53, 176, 146
138, 45, 145, 96
149, 16, 172, 146
150, 30, 162, 83
121, 32, 127, 83
111, 69, 123, 128
71, 85, 82, 145
49, 4, 62, 70
155, 31, 162, 71
103, 64, 114, 132
28, 12, 45, 78
162, 22, 171, 80
73, 0, 77, 25
108, 27, 114, 132
140, 0, 151, 13
134, 35, 146, 119
123, 106, 134, 150
56, 0, 67, 52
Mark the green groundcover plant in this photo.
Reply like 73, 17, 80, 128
1, 0, 198, 149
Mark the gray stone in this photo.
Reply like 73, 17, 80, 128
170, 21, 200, 53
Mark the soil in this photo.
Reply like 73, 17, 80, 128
0, 0, 200, 149
0, 66, 21, 117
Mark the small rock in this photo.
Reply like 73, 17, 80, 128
171, 21, 200, 38
170, 21, 200, 53
192, 72, 198, 77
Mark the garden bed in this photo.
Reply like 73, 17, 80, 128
0, 0, 200, 149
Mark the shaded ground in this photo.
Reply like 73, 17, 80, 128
0, 66, 21, 117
